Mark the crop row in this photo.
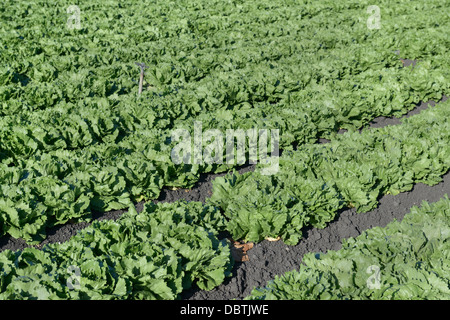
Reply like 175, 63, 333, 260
0, 201, 231, 299
0, 100, 448, 299
0, 0, 449, 299
208, 98, 450, 244
246, 195, 450, 300
1, 0, 449, 242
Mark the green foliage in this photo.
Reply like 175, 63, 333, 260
209, 99, 450, 244
246, 196, 450, 300
0, 0, 449, 299
0, 201, 232, 299
0, 0, 449, 241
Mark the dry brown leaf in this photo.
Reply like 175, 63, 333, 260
229, 239, 254, 262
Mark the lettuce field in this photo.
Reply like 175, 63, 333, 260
0, 0, 449, 301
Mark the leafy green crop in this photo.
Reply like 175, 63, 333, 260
0, 0, 449, 242
209, 98, 450, 244
246, 195, 450, 300
0, 201, 231, 299
0, 0, 449, 301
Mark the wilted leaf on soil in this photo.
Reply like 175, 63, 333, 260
230, 239, 254, 262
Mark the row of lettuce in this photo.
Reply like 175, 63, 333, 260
246, 196, 450, 300
0, 0, 449, 299
1, 91, 448, 244
208, 97, 450, 245
0, 94, 449, 299
1, 0, 448, 117
2, 195, 447, 300
1, 0, 450, 243
0, 201, 231, 299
